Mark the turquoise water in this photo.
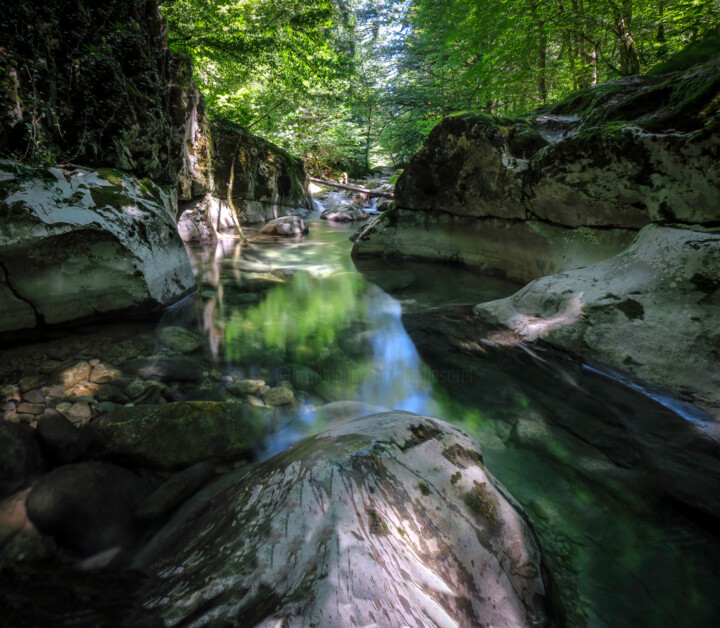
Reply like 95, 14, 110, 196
185, 215, 720, 628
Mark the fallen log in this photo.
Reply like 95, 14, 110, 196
308, 176, 394, 199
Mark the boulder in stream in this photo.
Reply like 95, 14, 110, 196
134, 412, 550, 627
259, 216, 309, 237
321, 205, 370, 222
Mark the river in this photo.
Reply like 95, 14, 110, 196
177, 212, 720, 628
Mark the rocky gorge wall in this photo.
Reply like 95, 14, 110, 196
353, 57, 720, 418
0, 0, 313, 335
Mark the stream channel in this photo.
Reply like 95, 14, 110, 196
172, 205, 720, 628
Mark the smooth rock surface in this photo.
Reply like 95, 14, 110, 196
134, 412, 549, 627
475, 225, 720, 418
321, 205, 369, 222
0, 162, 197, 335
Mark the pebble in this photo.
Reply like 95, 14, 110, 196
16, 403, 45, 415
19, 374, 46, 393
89, 363, 121, 384
1, 385, 20, 402
22, 389, 45, 404
229, 379, 265, 396
39, 360, 64, 374
61, 362, 91, 387
246, 394, 266, 407
63, 401, 92, 423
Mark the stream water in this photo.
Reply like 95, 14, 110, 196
178, 213, 720, 628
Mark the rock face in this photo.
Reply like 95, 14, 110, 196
476, 225, 720, 417
0, 0, 194, 185
135, 412, 549, 627
177, 114, 313, 240
353, 58, 720, 282
0, 161, 196, 335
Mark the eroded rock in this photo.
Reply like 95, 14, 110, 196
134, 412, 549, 627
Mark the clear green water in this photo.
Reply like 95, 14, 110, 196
185, 215, 720, 628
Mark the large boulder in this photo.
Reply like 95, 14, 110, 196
353, 58, 720, 282
134, 412, 550, 627
0, 0, 194, 185
475, 225, 720, 418
25, 462, 147, 556
90, 401, 266, 469
0, 161, 196, 335
321, 205, 370, 222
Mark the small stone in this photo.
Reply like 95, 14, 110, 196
43, 408, 61, 418
19, 375, 46, 393
66, 382, 99, 398
56, 402, 72, 415
4, 412, 19, 423
157, 327, 203, 354
44, 384, 66, 399
39, 360, 63, 374
16, 414, 35, 425
62, 402, 92, 423
263, 387, 295, 406
16, 403, 45, 415
89, 363, 121, 384
246, 394, 266, 407
228, 379, 265, 396
89, 359, 100, 367
2, 402, 16, 414
1, 385, 20, 402
125, 380, 152, 399
22, 389, 46, 405
61, 362, 91, 388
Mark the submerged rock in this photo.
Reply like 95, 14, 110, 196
259, 216, 309, 237
0, 162, 197, 335
90, 401, 266, 470
134, 412, 549, 627
156, 326, 203, 354
475, 225, 720, 419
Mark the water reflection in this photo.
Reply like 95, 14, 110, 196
183, 216, 720, 628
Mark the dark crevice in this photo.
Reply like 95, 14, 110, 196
0, 258, 45, 328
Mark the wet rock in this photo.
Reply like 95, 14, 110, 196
228, 379, 265, 397
321, 205, 369, 222
1, 385, 20, 402
61, 363, 91, 388
0, 163, 197, 336
156, 327, 203, 354
88, 364, 121, 385
262, 387, 294, 406
259, 216, 309, 237
135, 461, 216, 522
62, 401, 92, 424
0, 422, 44, 497
134, 412, 549, 627
122, 357, 203, 383
16, 403, 44, 416
21, 389, 45, 405
90, 402, 265, 470
96, 384, 130, 404
35, 415, 91, 465
19, 375, 46, 393
476, 225, 720, 419
26, 462, 147, 556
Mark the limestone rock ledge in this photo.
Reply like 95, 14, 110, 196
134, 412, 551, 627
0, 161, 196, 335
353, 58, 720, 282
475, 225, 720, 418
